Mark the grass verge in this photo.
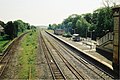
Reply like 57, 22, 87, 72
0, 36, 9, 53
18, 31, 38, 79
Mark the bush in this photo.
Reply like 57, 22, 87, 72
62, 33, 72, 37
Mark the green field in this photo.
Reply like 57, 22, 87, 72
18, 31, 38, 79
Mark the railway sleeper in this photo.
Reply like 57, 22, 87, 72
55, 75, 64, 79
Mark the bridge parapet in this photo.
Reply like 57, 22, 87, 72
97, 32, 113, 46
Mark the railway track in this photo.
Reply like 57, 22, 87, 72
39, 31, 66, 80
46, 31, 115, 78
0, 32, 28, 77
40, 31, 92, 79
43, 32, 91, 80
44, 31, 113, 79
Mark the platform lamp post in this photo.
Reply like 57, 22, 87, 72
72, 28, 77, 34
102, 30, 109, 42
86, 27, 88, 40
72, 29, 74, 34
89, 30, 95, 40
88, 30, 95, 49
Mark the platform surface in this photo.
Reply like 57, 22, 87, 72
47, 30, 113, 70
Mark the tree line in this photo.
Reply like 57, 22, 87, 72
48, 6, 113, 40
0, 20, 36, 40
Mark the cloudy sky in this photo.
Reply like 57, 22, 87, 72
0, 0, 120, 26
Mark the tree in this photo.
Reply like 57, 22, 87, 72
25, 23, 31, 30
13, 21, 19, 37
48, 6, 114, 40
0, 21, 5, 36
48, 24, 52, 30
102, 0, 118, 7
0, 20, 5, 28
4, 21, 17, 39
14, 20, 26, 32
92, 7, 113, 38
52, 24, 58, 30
61, 14, 81, 33
76, 18, 91, 37
14, 20, 31, 33
83, 13, 92, 24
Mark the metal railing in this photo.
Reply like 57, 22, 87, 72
97, 32, 113, 45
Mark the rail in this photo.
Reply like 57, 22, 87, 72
44, 32, 91, 79
0, 32, 29, 77
47, 33, 110, 79
45, 30, 115, 78
39, 31, 66, 80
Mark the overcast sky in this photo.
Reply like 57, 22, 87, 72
0, 0, 120, 26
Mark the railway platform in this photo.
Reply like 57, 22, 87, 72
46, 30, 113, 70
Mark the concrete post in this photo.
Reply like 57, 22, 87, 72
112, 6, 120, 78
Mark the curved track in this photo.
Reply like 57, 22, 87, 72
0, 32, 28, 77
